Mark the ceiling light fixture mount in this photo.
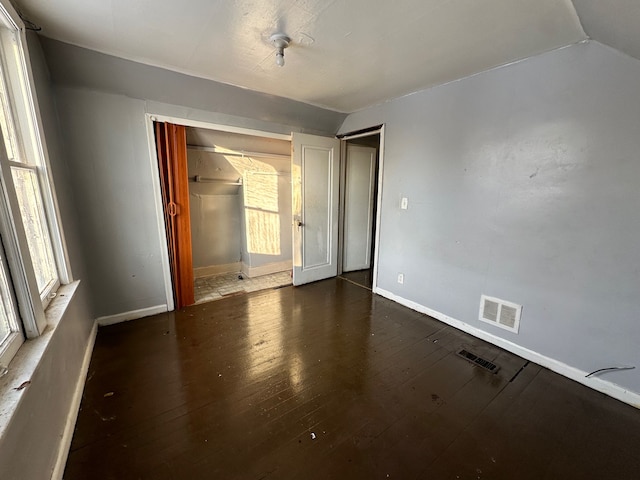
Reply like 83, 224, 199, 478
270, 33, 291, 67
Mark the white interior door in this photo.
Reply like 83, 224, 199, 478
343, 144, 376, 272
292, 133, 340, 286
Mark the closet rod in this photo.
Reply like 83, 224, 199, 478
187, 144, 290, 160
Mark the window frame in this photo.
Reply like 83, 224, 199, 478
0, 0, 70, 365
9, 162, 60, 302
0, 229, 22, 367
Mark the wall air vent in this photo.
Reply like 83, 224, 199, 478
479, 294, 522, 333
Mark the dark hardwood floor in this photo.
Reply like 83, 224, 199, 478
64, 278, 640, 479
339, 268, 373, 289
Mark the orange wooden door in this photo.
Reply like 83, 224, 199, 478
154, 122, 194, 308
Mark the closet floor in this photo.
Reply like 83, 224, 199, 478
194, 270, 292, 304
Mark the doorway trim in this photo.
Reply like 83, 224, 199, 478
337, 125, 385, 293
144, 112, 292, 311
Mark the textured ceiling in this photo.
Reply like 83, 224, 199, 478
13, 0, 594, 112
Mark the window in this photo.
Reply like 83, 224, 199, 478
0, 240, 21, 369
0, 1, 67, 367
11, 161, 58, 298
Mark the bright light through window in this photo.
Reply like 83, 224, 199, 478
11, 166, 57, 296
0, 259, 17, 347
0, 60, 18, 162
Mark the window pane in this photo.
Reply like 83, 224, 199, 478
0, 67, 19, 161
0, 305, 11, 347
11, 166, 57, 295
0, 254, 17, 348
0, 61, 19, 162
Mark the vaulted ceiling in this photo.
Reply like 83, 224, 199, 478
12, 0, 640, 113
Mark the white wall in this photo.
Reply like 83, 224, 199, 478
340, 41, 640, 398
188, 149, 243, 269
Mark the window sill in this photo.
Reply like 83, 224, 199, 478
0, 281, 80, 438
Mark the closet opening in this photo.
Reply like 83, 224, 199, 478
187, 127, 293, 304
338, 132, 381, 290
153, 119, 293, 308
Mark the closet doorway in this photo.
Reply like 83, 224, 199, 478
152, 118, 293, 308
150, 117, 385, 309
186, 127, 293, 304
339, 132, 381, 290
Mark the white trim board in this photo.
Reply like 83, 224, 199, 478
146, 113, 292, 141
96, 304, 168, 327
371, 125, 385, 292
51, 320, 97, 480
375, 287, 640, 409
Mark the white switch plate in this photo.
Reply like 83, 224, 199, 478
401, 197, 408, 209
397, 273, 404, 284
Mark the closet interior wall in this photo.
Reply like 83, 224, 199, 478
186, 128, 293, 279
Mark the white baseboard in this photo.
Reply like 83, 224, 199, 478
241, 260, 291, 278
194, 262, 241, 278
96, 304, 168, 327
51, 320, 98, 480
375, 287, 640, 409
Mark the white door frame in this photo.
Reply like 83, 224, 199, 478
143, 112, 291, 311
337, 125, 385, 293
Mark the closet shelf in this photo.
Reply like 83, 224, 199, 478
187, 144, 290, 160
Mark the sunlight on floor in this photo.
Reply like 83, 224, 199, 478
194, 271, 292, 304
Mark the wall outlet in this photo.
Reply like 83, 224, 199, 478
397, 273, 404, 284
400, 197, 408, 210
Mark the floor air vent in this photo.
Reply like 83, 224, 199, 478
479, 294, 522, 333
457, 349, 500, 373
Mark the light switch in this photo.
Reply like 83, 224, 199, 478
401, 197, 408, 210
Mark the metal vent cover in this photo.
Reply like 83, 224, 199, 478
479, 294, 522, 333
457, 349, 500, 373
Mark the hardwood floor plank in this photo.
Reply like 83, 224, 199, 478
64, 278, 640, 479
